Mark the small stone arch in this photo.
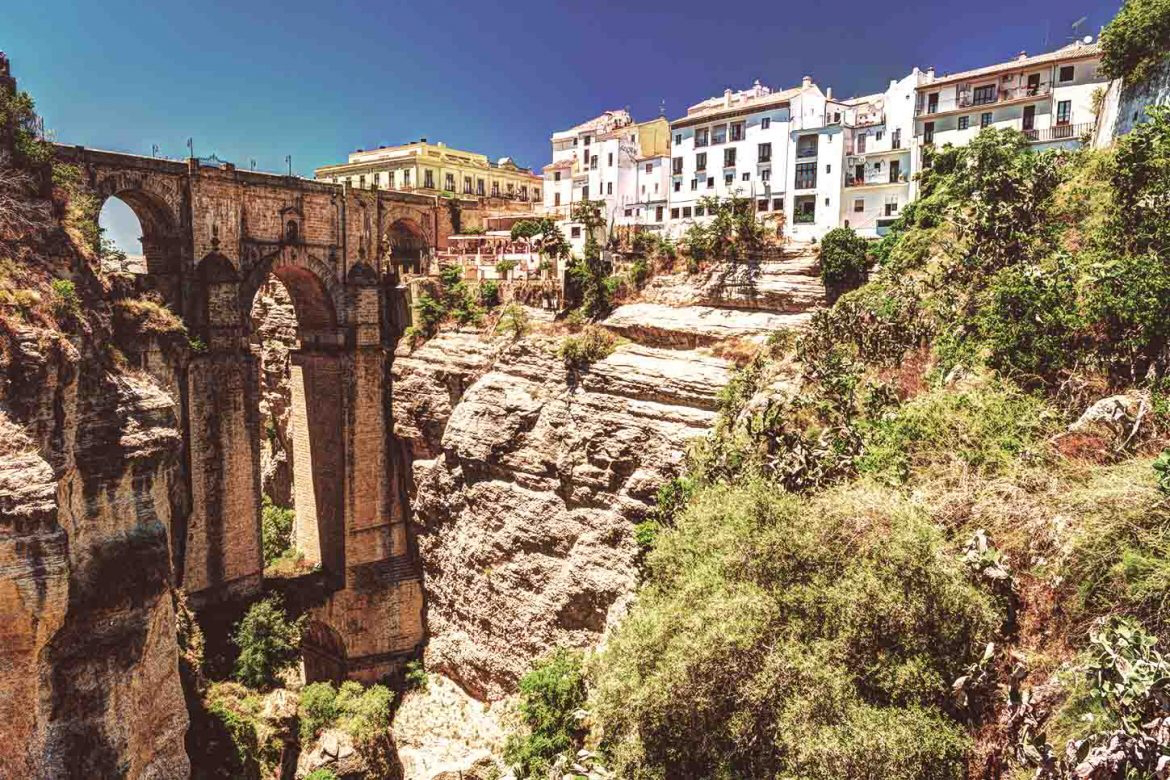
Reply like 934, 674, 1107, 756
93, 171, 185, 306
384, 217, 430, 274
303, 620, 347, 684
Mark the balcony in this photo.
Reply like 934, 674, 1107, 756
845, 173, 908, 187
793, 212, 815, 225
1023, 122, 1094, 143
796, 147, 818, 159
916, 81, 1052, 116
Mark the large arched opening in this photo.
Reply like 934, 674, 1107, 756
96, 186, 183, 309
302, 620, 347, 685
385, 218, 429, 275
245, 251, 345, 585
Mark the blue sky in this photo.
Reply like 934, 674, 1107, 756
4, 0, 1118, 252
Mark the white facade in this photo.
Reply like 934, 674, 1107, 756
913, 39, 1107, 193
541, 111, 670, 253
667, 80, 798, 237
839, 72, 918, 237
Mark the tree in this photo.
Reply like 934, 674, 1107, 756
568, 200, 611, 319
1099, 0, 1170, 84
231, 596, 304, 690
819, 226, 871, 298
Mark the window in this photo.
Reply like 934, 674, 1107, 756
892, 128, 902, 149
927, 92, 939, 113
624, 208, 632, 217
695, 206, 705, 217
478, 178, 485, 196
707, 177, 715, 189
424, 170, 435, 189
491, 181, 499, 196
856, 132, 867, 153
972, 84, 997, 105
875, 130, 884, 141
445, 172, 455, 191
796, 134, 818, 158
1059, 65, 1075, 83
584, 134, 591, 145
885, 200, 899, 216
742, 172, 750, 181
571, 226, 581, 238
854, 198, 864, 213
655, 206, 664, 221
535, 189, 541, 200
554, 192, 561, 206
958, 115, 970, 130
758, 142, 771, 163
826, 163, 831, 174
520, 185, 529, 200
671, 207, 680, 219
724, 172, 734, 185
645, 163, 653, 173
980, 112, 992, 128
695, 128, 709, 147
672, 156, 683, 175
696, 152, 707, 170
794, 194, 816, 224
890, 160, 900, 183
359, 175, 366, 188
554, 171, 562, 181
1056, 100, 1071, 125
730, 121, 745, 141
757, 199, 769, 211
795, 162, 817, 190
1023, 104, 1036, 131
761, 117, 771, 130
590, 155, 598, 170
674, 180, 681, 192
712, 124, 727, 144
507, 183, 515, 194
724, 148, 736, 167
772, 197, 783, 211
690, 179, 697, 191
923, 121, 935, 144
403, 170, 411, 186
682, 206, 692, 218
674, 133, 682, 145
761, 168, 771, 182
606, 182, 613, 195
463, 176, 472, 194
608, 152, 614, 166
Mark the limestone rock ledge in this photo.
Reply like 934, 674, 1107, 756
401, 335, 730, 700
0, 342, 189, 779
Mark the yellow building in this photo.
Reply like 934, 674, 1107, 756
315, 138, 542, 203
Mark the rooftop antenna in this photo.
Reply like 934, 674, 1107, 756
151, 144, 159, 158
1069, 16, 1088, 41
250, 159, 256, 171
186, 138, 194, 159
659, 98, 666, 117
285, 155, 292, 176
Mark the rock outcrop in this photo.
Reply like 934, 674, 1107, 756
251, 278, 299, 507
0, 334, 190, 778
398, 333, 730, 699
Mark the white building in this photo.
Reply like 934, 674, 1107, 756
541, 111, 670, 253
838, 71, 918, 237
667, 80, 797, 237
913, 39, 1106, 188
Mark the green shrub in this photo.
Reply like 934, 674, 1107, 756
558, 325, 617, 371
504, 649, 587, 779
495, 258, 518, 277
479, 280, 500, 309
50, 278, 80, 320
415, 292, 445, 336
975, 256, 1083, 387
405, 659, 429, 692
261, 496, 295, 566
591, 480, 999, 779
857, 380, 1051, 484
819, 226, 870, 294
299, 682, 339, 743
231, 596, 304, 690
304, 770, 339, 780
494, 303, 530, 341
1099, 0, 1170, 83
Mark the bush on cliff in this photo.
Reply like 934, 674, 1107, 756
818, 226, 870, 298
231, 596, 304, 690
504, 648, 588, 778
260, 496, 295, 566
591, 480, 999, 779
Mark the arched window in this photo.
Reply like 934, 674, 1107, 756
286, 219, 299, 242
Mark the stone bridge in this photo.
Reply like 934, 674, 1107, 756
54, 144, 478, 681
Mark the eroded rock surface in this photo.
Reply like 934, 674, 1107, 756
399, 335, 730, 699
251, 278, 299, 506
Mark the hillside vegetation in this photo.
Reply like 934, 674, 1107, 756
504, 75, 1170, 780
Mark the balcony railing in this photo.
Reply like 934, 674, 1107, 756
796, 147, 818, 158
845, 174, 908, 187
916, 81, 1052, 116
1023, 122, 1094, 143
793, 212, 815, 225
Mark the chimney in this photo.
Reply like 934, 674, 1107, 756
826, 87, 833, 100
890, 78, 898, 89
724, 88, 733, 107
802, 75, 812, 89
926, 66, 935, 81
1018, 50, 1028, 60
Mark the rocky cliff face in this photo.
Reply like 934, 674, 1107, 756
0, 331, 190, 778
400, 334, 730, 699
251, 278, 298, 507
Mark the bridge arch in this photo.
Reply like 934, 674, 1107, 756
303, 620, 347, 684
94, 174, 185, 306
385, 217, 429, 274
